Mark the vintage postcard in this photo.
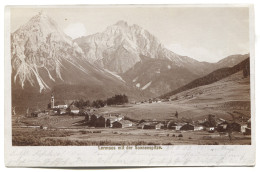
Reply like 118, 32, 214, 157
5, 5, 255, 167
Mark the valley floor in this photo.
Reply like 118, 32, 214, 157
12, 98, 251, 146
12, 126, 251, 146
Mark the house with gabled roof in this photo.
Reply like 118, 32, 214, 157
70, 105, 79, 114
180, 123, 194, 131
112, 120, 133, 128
155, 123, 165, 130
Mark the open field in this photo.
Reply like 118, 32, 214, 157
12, 127, 250, 146
96, 102, 249, 122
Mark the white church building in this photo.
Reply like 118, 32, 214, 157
51, 94, 68, 109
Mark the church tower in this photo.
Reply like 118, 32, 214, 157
51, 94, 54, 109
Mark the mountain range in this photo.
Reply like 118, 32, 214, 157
11, 12, 249, 114
161, 57, 250, 99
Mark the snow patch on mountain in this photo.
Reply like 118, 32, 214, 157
104, 69, 125, 83
31, 66, 50, 92
44, 66, 55, 81
141, 81, 152, 90
132, 76, 138, 82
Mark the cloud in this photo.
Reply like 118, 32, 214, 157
64, 23, 87, 39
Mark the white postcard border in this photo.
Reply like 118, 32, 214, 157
4, 5, 256, 167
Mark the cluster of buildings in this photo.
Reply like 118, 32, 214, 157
135, 117, 251, 135
215, 119, 251, 135
136, 121, 202, 131
85, 113, 133, 128
29, 94, 251, 135
30, 94, 80, 117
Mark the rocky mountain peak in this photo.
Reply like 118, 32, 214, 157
115, 20, 128, 27
34, 11, 48, 20
75, 20, 177, 73
11, 12, 87, 92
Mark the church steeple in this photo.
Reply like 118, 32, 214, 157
51, 93, 54, 109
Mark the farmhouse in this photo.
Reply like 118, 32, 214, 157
180, 123, 194, 131
167, 120, 184, 129
217, 122, 228, 132
112, 120, 133, 128
228, 122, 241, 132
89, 114, 101, 126
70, 105, 80, 114
206, 127, 215, 132
143, 124, 156, 129
60, 109, 67, 115
105, 116, 119, 128
114, 114, 124, 121
155, 123, 165, 130
172, 125, 183, 130
138, 122, 157, 129
167, 120, 177, 129
244, 119, 251, 135
30, 111, 48, 117
245, 127, 251, 135
167, 121, 185, 130
96, 116, 107, 127
194, 126, 204, 131
241, 124, 247, 133
88, 114, 125, 128
142, 122, 157, 129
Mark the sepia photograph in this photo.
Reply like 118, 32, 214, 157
4, 4, 255, 167
10, 6, 252, 146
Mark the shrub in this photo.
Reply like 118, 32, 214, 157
80, 130, 87, 134
178, 134, 183, 137
93, 130, 101, 133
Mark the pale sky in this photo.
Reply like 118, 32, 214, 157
10, 6, 250, 62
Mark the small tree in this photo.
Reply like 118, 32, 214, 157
47, 103, 51, 109
84, 100, 91, 107
92, 100, 105, 108
208, 114, 216, 127
243, 64, 250, 78
175, 111, 179, 118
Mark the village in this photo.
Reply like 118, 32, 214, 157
21, 94, 251, 137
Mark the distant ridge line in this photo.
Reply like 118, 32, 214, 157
160, 56, 250, 99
